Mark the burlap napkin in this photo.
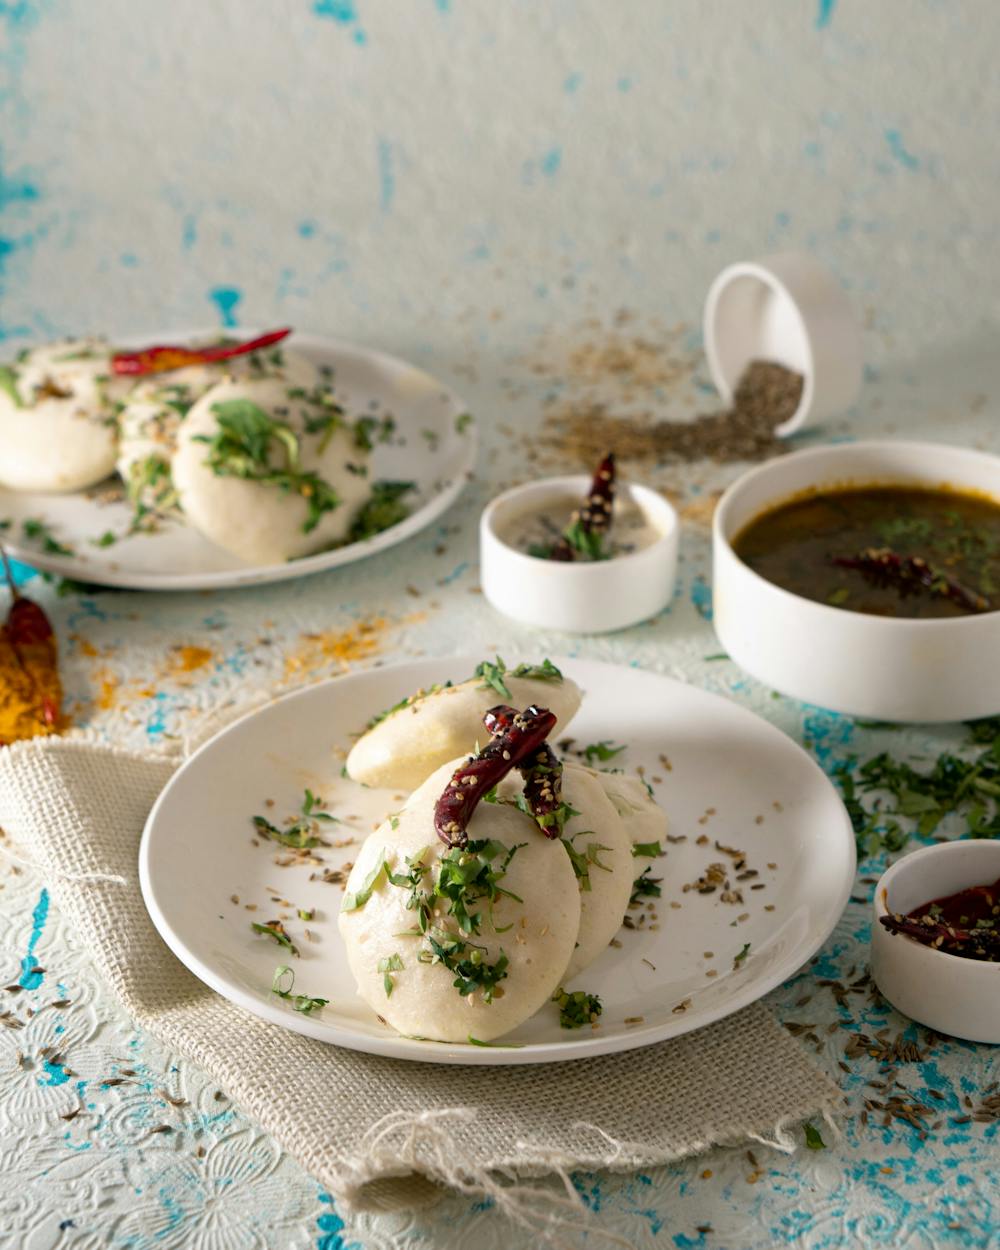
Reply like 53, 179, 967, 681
0, 736, 843, 1226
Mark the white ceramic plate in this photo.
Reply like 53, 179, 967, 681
140, 657, 855, 1065
0, 331, 475, 590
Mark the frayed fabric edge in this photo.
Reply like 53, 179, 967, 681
324, 1099, 846, 1241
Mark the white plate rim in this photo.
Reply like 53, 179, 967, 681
139, 657, 856, 1065
0, 329, 477, 591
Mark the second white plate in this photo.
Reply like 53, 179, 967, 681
0, 331, 476, 590
139, 657, 855, 1064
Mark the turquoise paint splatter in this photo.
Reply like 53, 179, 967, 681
120, 251, 138, 267
563, 71, 582, 93
41, 1057, 71, 1086
298, 219, 317, 238
816, 0, 837, 28
208, 286, 241, 327
182, 213, 197, 249
441, 560, 468, 585
313, 0, 356, 22
434, 0, 450, 11
376, 139, 395, 211
690, 577, 713, 620
313, 0, 366, 42
316, 1192, 359, 1250
885, 129, 919, 170
540, 146, 562, 176
145, 692, 169, 738
0, 160, 39, 212
617, 75, 633, 92
18, 887, 49, 988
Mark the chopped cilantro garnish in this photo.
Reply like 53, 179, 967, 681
510, 658, 564, 683
127, 455, 178, 531
833, 717, 1000, 857
632, 840, 664, 858
270, 964, 327, 1013
552, 986, 602, 1029
433, 839, 525, 935
91, 530, 118, 548
474, 656, 512, 699
22, 518, 74, 557
419, 931, 509, 1002
733, 942, 751, 968
561, 833, 612, 892
630, 867, 662, 905
348, 480, 415, 542
378, 952, 404, 996
467, 1034, 523, 1048
0, 364, 23, 408
341, 851, 388, 912
302, 789, 338, 822
251, 920, 298, 956
804, 1122, 826, 1150
582, 740, 626, 763
561, 517, 607, 562
353, 414, 396, 451
472, 656, 564, 700
455, 412, 474, 434
195, 398, 340, 534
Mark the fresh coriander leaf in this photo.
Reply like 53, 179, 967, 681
632, 841, 664, 858
630, 867, 662, 905
733, 942, 751, 968
510, 658, 564, 683
297, 908, 314, 922
552, 986, 602, 1029
0, 365, 23, 408
455, 412, 474, 434
270, 964, 328, 1013
467, 1035, 524, 1048
302, 788, 338, 822
582, 740, 626, 763
252, 814, 322, 850
561, 517, 606, 562
804, 1122, 826, 1150
22, 518, 74, 557
378, 952, 404, 996
251, 921, 298, 956
474, 656, 511, 700
90, 530, 118, 548
341, 851, 387, 912
348, 480, 415, 542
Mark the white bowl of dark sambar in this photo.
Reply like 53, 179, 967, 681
713, 440, 1000, 722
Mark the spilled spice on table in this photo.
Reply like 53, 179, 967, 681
543, 360, 803, 467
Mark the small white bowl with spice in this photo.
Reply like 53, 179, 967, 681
713, 439, 1000, 722
871, 841, 1000, 1044
480, 464, 679, 633
704, 251, 863, 436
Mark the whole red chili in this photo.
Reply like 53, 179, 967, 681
433, 704, 557, 847
831, 547, 990, 614
549, 451, 616, 562
111, 327, 292, 377
0, 549, 63, 742
482, 705, 564, 837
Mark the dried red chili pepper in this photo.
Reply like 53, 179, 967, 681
433, 704, 557, 847
482, 705, 564, 838
879, 910, 1000, 961
0, 549, 63, 745
548, 452, 616, 562
111, 327, 292, 377
831, 547, 991, 614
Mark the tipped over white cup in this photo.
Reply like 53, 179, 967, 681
703, 251, 863, 436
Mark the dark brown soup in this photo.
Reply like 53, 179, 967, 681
733, 486, 1000, 619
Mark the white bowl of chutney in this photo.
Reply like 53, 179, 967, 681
713, 440, 1000, 722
